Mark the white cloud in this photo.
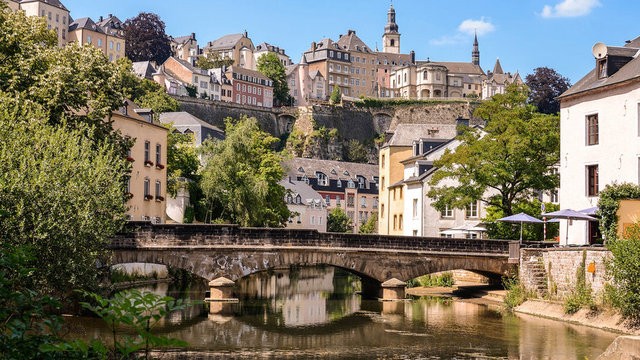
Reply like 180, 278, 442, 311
541, 0, 601, 18
430, 18, 495, 46
458, 18, 495, 36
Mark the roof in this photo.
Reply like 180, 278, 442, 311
432, 61, 485, 76
69, 17, 103, 33
20, 0, 68, 11
280, 179, 324, 202
492, 58, 504, 74
561, 39, 640, 99
228, 65, 270, 82
158, 112, 224, 133
255, 42, 286, 55
285, 64, 298, 76
132, 61, 157, 79
376, 52, 413, 66
164, 56, 208, 76
172, 33, 196, 45
206, 33, 246, 50
336, 30, 373, 53
386, 124, 457, 147
95, 14, 124, 36
284, 157, 378, 182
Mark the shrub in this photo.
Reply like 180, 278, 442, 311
503, 275, 527, 310
563, 250, 594, 314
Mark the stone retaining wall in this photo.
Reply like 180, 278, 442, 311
520, 248, 610, 300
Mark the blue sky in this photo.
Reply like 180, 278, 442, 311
62, 0, 636, 84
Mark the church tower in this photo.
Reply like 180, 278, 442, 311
472, 32, 480, 65
382, 4, 400, 54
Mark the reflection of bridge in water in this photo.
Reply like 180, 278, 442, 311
110, 222, 520, 299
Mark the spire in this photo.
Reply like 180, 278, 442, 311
385, 4, 398, 34
472, 31, 480, 66
493, 58, 504, 74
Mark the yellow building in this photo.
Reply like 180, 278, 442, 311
17, 0, 70, 46
111, 102, 168, 223
68, 14, 125, 62
378, 129, 413, 235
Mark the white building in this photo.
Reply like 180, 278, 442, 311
557, 37, 640, 245
281, 178, 328, 232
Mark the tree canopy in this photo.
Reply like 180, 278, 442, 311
525, 67, 571, 114
200, 116, 290, 226
124, 12, 172, 64
196, 50, 234, 70
428, 84, 560, 217
327, 208, 352, 233
256, 52, 290, 106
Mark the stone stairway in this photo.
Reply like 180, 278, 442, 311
527, 259, 548, 298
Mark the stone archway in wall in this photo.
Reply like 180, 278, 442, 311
277, 114, 297, 135
420, 89, 431, 99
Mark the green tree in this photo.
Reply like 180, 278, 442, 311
124, 12, 172, 64
328, 208, 352, 233
330, 85, 341, 105
196, 50, 234, 70
256, 52, 290, 106
0, 96, 128, 300
359, 215, 377, 234
200, 116, 290, 226
344, 139, 369, 163
427, 84, 560, 217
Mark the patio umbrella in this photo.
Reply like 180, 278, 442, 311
497, 212, 543, 242
578, 206, 598, 216
542, 209, 597, 244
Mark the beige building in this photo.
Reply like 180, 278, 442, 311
111, 102, 168, 223
482, 59, 522, 99
254, 42, 292, 68
203, 31, 255, 69
96, 14, 125, 62
286, 57, 326, 106
15, 0, 70, 45
336, 30, 378, 98
160, 56, 221, 100
284, 158, 379, 233
170, 32, 199, 65
281, 179, 328, 232
3, 0, 20, 11
67, 14, 125, 62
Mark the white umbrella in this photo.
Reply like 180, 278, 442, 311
542, 209, 597, 244
497, 212, 543, 242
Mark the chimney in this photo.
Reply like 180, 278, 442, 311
311, 42, 316, 51
99, 16, 103, 22
108, 14, 112, 18
191, 32, 196, 40
243, 30, 248, 38
410, 50, 415, 64
348, 29, 355, 36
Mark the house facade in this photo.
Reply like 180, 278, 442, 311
280, 179, 328, 232
203, 31, 255, 69
95, 14, 125, 61
557, 37, 640, 244
254, 42, 292, 67
481, 59, 522, 99
228, 65, 273, 108
170, 32, 199, 65
160, 56, 221, 100
286, 57, 326, 106
284, 158, 379, 233
111, 103, 168, 223
15, 0, 70, 45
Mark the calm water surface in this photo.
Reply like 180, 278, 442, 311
68, 266, 618, 359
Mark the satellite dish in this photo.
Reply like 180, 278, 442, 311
592, 42, 608, 59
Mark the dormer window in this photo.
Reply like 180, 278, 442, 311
357, 176, 366, 189
597, 59, 607, 79
316, 171, 328, 186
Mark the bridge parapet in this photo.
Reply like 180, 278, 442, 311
111, 222, 515, 255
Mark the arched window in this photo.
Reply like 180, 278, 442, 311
423, 71, 428, 80
316, 172, 328, 186
390, 39, 395, 47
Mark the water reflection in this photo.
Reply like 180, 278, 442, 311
66, 266, 618, 359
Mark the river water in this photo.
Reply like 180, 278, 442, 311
68, 266, 618, 359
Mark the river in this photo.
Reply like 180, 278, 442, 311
67, 266, 618, 359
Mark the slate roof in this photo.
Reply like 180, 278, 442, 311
69, 17, 103, 33
284, 157, 378, 183
132, 61, 157, 79
337, 30, 373, 53
95, 14, 124, 36
561, 39, 640, 99
206, 33, 245, 50
377, 52, 413, 66
158, 112, 223, 133
280, 179, 324, 203
172, 33, 196, 45
386, 124, 457, 147
492, 58, 504, 74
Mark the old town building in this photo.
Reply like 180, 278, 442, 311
170, 32, 199, 66
10, 0, 70, 45
203, 31, 255, 69
280, 178, 328, 232
227, 65, 273, 108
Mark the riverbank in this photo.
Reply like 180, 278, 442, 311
407, 284, 639, 336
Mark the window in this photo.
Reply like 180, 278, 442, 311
587, 165, 599, 196
586, 114, 599, 145
97, 38, 102, 47
336, 195, 341, 206
412, 199, 418, 218
143, 178, 150, 199
398, 215, 403, 230
63, 16, 66, 25
347, 194, 355, 207
597, 59, 607, 79
155, 144, 161, 165
393, 215, 397, 230
381, 155, 385, 168
86, 35, 92, 44
144, 141, 150, 163
360, 196, 366, 207
316, 172, 328, 186
441, 205, 453, 218
336, 179, 341, 188
325, 195, 331, 206
381, 177, 385, 190
466, 202, 478, 218
423, 72, 428, 80
125, 176, 131, 194
236, 94, 240, 102
381, 204, 384, 218
357, 176, 366, 189
155, 180, 161, 198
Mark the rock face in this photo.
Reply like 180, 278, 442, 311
597, 336, 640, 360
175, 97, 480, 163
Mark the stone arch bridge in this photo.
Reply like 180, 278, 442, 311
110, 222, 519, 299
